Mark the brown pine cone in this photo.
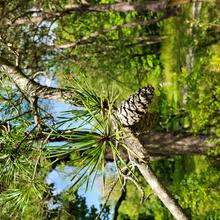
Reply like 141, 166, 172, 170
117, 85, 154, 126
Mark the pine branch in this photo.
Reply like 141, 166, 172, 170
117, 85, 189, 220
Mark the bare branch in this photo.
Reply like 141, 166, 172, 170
95, 177, 118, 220
55, 14, 172, 49
113, 186, 126, 220
0, 56, 79, 104
136, 161, 189, 220
6, 1, 181, 26
121, 172, 145, 203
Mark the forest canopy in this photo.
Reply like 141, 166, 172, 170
0, 0, 220, 219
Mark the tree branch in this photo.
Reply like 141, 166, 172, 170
136, 161, 189, 220
124, 128, 189, 219
80, 1, 168, 13
0, 56, 78, 103
34, 128, 218, 160
55, 14, 172, 50
96, 177, 118, 220
6, 1, 182, 26
113, 185, 127, 220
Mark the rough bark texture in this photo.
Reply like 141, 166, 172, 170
140, 131, 215, 157
0, 56, 75, 103
34, 129, 218, 162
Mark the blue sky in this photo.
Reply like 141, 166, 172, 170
46, 166, 101, 210
38, 76, 104, 212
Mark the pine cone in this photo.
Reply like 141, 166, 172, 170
117, 85, 154, 126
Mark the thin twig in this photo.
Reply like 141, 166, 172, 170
95, 177, 119, 220
32, 154, 41, 180
55, 13, 175, 50
118, 161, 145, 203
121, 174, 145, 203
113, 185, 127, 220
1, 111, 31, 123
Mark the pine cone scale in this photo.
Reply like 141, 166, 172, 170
117, 85, 154, 126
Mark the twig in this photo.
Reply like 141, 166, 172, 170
113, 183, 127, 220
30, 97, 43, 128
121, 173, 145, 203
95, 177, 119, 220
1, 111, 31, 123
118, 161, 145, 203
55, 12, 175, 50
32, 154, 41, 180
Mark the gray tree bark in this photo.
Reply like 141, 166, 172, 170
139, 131, 215, 157
0, 56, 75, 103
123, 128, 189, 220
137, 161, 189, 220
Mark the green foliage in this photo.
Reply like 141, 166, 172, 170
46, 80, 134, 193
113, 3, 220, 219
54, 7, 161, 97
47, 190, 110, 220
0, 123, 32, 182
0, 182, 47, 215
1, 0, 220, 219
154, 3, 220, 137
117, 157, 220, 220
171, 156, 220, 219
0, 121, 49, 218
185, 48, 220, 134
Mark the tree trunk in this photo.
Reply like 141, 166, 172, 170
139, 131, 215, 157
